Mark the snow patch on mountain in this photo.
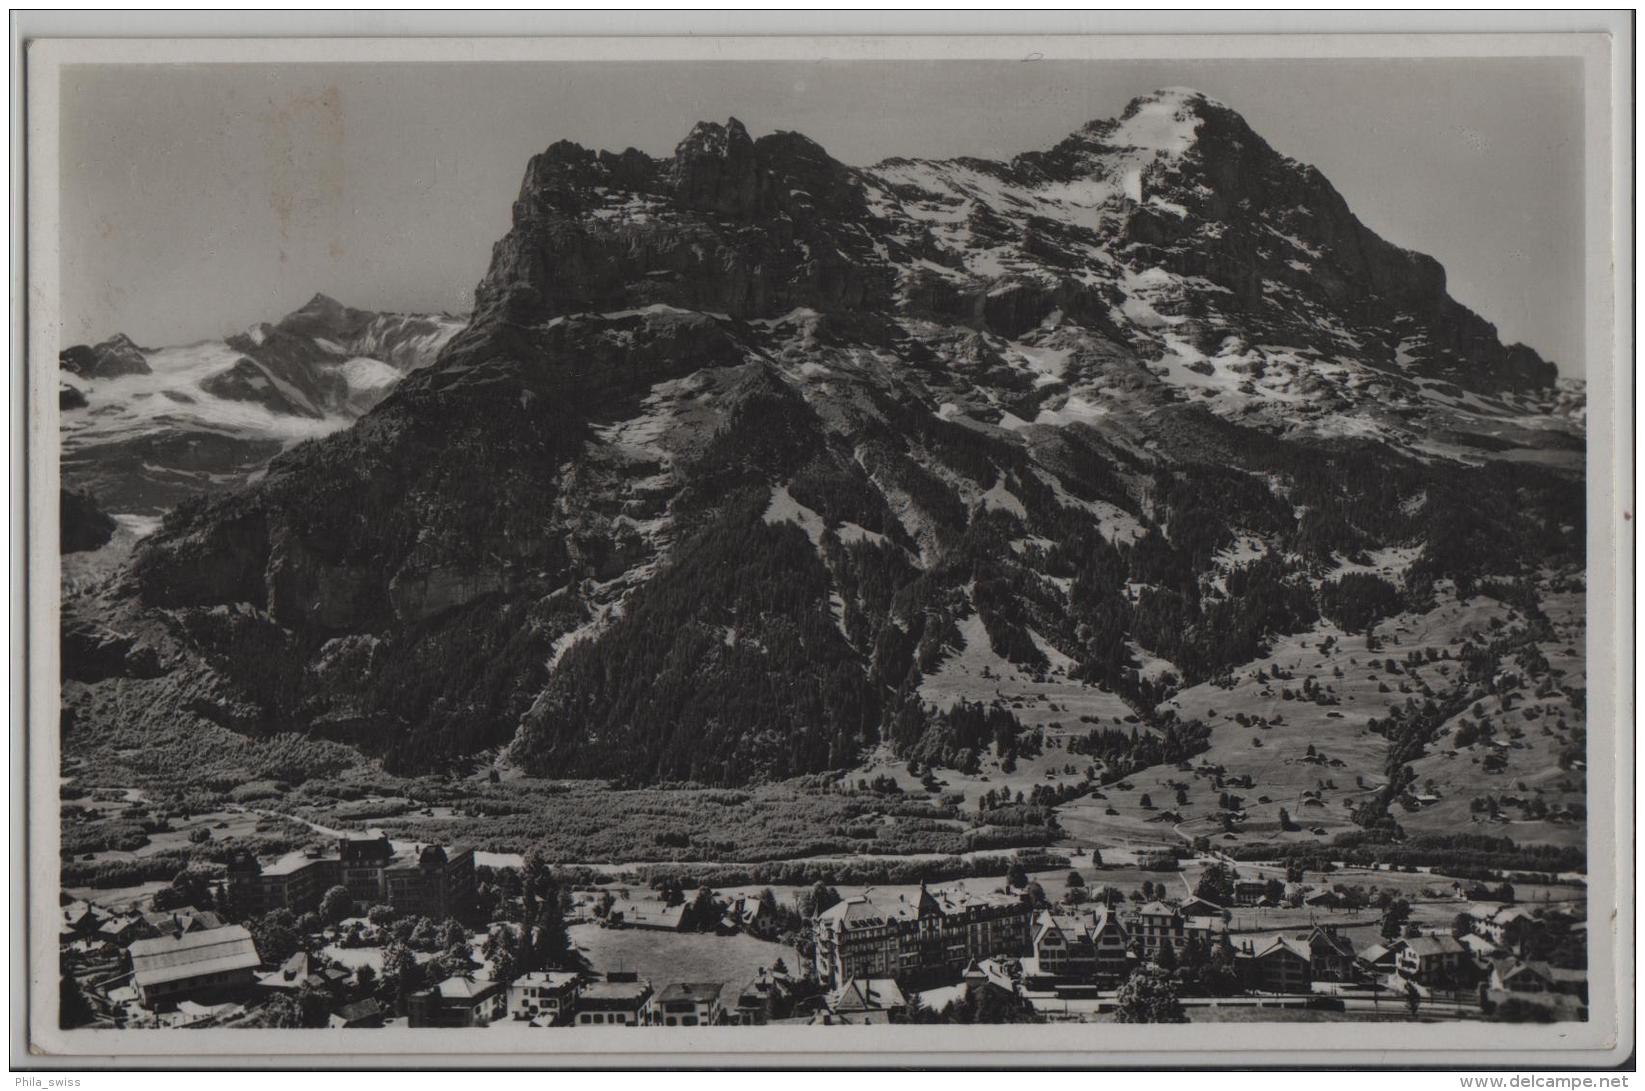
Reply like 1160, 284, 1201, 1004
763, 482, 826, 546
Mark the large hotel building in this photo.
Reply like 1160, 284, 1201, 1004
227, 833, 476, 919
812, 884, 1034, 988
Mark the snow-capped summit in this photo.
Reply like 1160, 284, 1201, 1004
1107, 87, 1220, 154
59, 297, 464, 514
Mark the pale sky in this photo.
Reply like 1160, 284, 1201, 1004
59, 57, 1586, 374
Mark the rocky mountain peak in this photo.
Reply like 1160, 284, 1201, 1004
71, 94, 1582, 789
674, 116, 753, 160
275, 292, 379, 341
673, 116, 761, 217
59, 332, 151, 379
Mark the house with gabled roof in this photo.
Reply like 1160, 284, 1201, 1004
1303, 889, 1344, 910
826, 977, 906, 1023
1177, 896, 1224, 920
506, 970, 580, 1026
100, 914, 158, 948
1490, 959, 1555, 994
1032, 911, 1096, 978
646, 982, 725, 1027
60, 900, 109, 938
573, 973, 653, 1026
1483, 905, 1540, 946
1358, 938, 1403, 976
127, 924, 262, 1009
329, 998, 385, 1028
1247, 936, 1313, 994
1396, 934, 1468, 984
721, 966, 790, 1025
1302, 925, 1357, 981
406, 974, 507, 1027
1130, 901, 1186, 959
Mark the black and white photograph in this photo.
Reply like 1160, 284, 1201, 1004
16, 19, 1633, 1069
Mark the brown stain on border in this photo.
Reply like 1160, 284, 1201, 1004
264, 85, 346, 242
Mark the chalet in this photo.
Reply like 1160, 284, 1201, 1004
1248, 937, 1313, 994
646, 982, 724, 1027
406, 975, 507, 1028
128, 925, 262, 1009
1358, 940, 1403, 975
963, 956, 1022, 1000
1475, 905, 1540, 947
573, 974, 653, 1026
506, 970, 579, 1026
1232, 881, 1269, 907
720, 967, 789, 1025
99, 914, 158, 948
1396, 935, 1468, 984
60, 901, 109, 938
329, 998, 385, 1028
722, 894, 770, 936
825, 977, 906, 1024
1177, 896, 1223, 920
1131, 902, 1186, 959
1136, 850, 1180, 871
1303, 925, 1357, 982
1303, 889, 1343, 911
1032, 912, 1098, 979
1490, 959, 1555, 994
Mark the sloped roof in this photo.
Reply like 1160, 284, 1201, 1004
658, 982, 724, 1004
1359, 939, 1405, 962
1492, 906, 1538, 924
512, 971, 579, 989
1460, 933, 1500, 955
1307, 927, 1356, 956
578, 979, 652, 1004
1498, 960, 1555, 985
1089, 909, 1130, 940
1403, 935, 1466, 957
609, 900, 687, 928
1259, 937, 1312, 962
1034, 911, 1091, 946
428, 974, 502, 1000
817, 896, 894, 930
129, 925, 261, 989
829, 977, 906, 1012
332, 998, 384, 1023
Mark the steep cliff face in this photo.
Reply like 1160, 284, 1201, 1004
64, 90, 1584, 785
59, 488, 116, 554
